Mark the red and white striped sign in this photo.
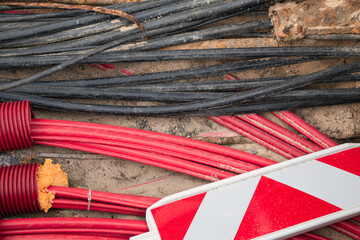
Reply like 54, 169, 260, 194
132, 144, 360, 240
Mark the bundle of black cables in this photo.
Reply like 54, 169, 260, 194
0, 0, 359, 116
0, 57, 359, 116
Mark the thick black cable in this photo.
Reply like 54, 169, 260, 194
0, 0, 271, 55
0, 5, 16, 10
0, 13, 109, 42
0, 0, 273, 90
0, 20, 270, 58
28, 58, 312, 87
0, 12, 270, 57
0, 46, 358, 69
0, 0, 223, 48
0, 61, 358, 115
0, 10, 88, 22
154, 1, 273, 38
0, 92, 358, 116
108, 74, 360, 92
156, 61, 360, 114
37, 4, 272, 51
0, 0, 171, 42
2, 70, 358, 93
67, 46, 360, 60
0, 0, 209, 48
0, 14, 242, 90
186, 99, 360, 116
8, 87, 360, 103
0, 21, 125, 49
0, 19, 74, 32
0, 0, 231, 55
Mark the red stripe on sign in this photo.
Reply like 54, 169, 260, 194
151, 193, 206, 240
317, 147, 360, 177
235, 177, 341, 240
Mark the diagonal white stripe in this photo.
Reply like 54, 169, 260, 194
266, 160, 360, 209
184, 176, 261, 240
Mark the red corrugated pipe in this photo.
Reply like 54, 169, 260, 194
0, 101, 275, 182
0, 162, 159, 218
0, 163, 40, 216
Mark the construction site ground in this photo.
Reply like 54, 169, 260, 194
0, 12, 359, 240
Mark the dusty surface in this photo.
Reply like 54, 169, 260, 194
0, 9, 359, 240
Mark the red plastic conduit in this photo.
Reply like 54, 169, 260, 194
0, 101, 33, 152
0, 228, 144, 237
0, 235, 126, 240
31, 118, 275, 167
330, 220, 360, 239
33, 135, 252, 174
0, 217, 148, 231
37, 140, 232, 181
238, 114, 322, 154
290, 236, 317, 240
51, 198, 146, 216
272, 111, 338, 149
0, 163, 40, 216
329, 225, 360, 240
210, 116, 305, 159
48, 186, 159, 209
0, 163, 161, 217
302, 233, 332, 240
31, 122, 261, 172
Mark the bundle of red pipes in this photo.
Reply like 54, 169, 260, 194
0, 217, 149, 239
0, 101, 275, 182
1, 100, 360, 239
48, 186, 159, 215
0, 161, 158, 239
0, 154, 158, 217
0, 100, 272, 239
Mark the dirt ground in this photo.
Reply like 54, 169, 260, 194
0, 9, 359, 240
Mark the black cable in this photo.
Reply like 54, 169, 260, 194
0, 92, 359, 116
28, 58, 312, 87
107, 74, 360, 92
9, 87, 360, 103
0, 10, 88, 23
0, 61, 358, 115
154, 1, 273, 38
0, 0, 273, 90
0, 19, 271, 58
184, 99, 360, 116
43, 7, 272, 51
0, 13, 110, 42
9, 86, 223, 102
0, 19, 74, 32
0, 13, 245, 90
0, 0, 231, 55
0, 46, 358, 69
83, 46, 360, 59
0, 5, 17, 11
0, 21, 125, 49
0, 0, 172, 42
0, 5, 271, 57
0, 0, 222, 48
0, 0, 204, 48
